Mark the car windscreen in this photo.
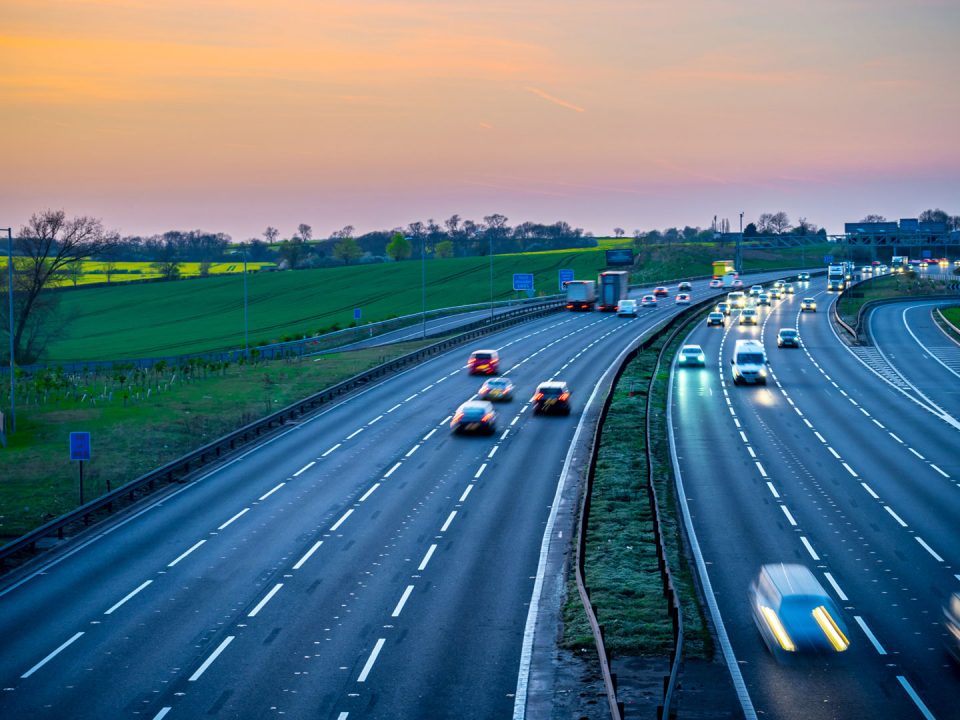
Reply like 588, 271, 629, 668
780, 331, 797, 337
472, 353, 494, 361
461, 406, 487, 418
736, 353, 764, 364
539, 387, 565, 396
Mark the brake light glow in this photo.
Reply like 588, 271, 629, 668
812, 606, 849, 652
452, 412, 463, 424
533, 392, 543, 401
482, 412, 494, 422
559, 392, 569, 401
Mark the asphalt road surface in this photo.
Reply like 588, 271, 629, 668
671, 279, 958, 720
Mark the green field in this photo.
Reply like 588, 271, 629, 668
29, 243, 834, 363
0, 258, 276, 286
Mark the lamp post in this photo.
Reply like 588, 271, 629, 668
736, 212, 744, 275
417, 236, 426, 338
242, 246, 249, 357
489, 235, 494, 319
4, 227, 15, 434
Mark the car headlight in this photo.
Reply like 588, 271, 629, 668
759, 367, 767, 376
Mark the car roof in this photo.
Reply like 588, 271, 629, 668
759, 563, 825, 599
537, 381, 568, 390
483, 377, 511, 385
803, 297, 815, 302
470, 349, 498, 355
459, 400, 494, 411
681, 344, 703, 351
778, 328, 798, 334
734, 339, 764, 349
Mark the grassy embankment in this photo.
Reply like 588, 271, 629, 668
942, 307, 960, 331
0, 341, 437, 541
0, 257, 276, 285
562, 313, 710, 658
836, 271, 959, 328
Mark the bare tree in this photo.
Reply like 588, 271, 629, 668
613, 227, 625, 238
860, 214, 887, 223
263, 226, 280, 244
10, 209, 118, 363
297, 223, 313, 243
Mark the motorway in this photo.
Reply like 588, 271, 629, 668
0, 271, 796, 720
671, 277, 959, 719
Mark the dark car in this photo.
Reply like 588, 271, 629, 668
706, 312, 725, 327
751, 564, 850, 657
450, 400, 497, 434
532, 381, 572, 415
467, 349, 499, 375
777, 328, 800, 348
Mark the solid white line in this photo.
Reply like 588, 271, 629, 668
293, 540, 323, 570
897, 676, 936, 720
488, 446, 498, 459
440, 511, 457, 532
854, 616, 886, 655
814, 431, 826, 443
322, 443, 342, 457
842, 462, 858, 477
259, 482, 285, 501
823, 572, 849, 601
218, 507, 250, 531
359, 483, 380, 502
357, 638, 386, 682
405, 445, 420, 458
916, 537, 944, 562
347, 428, 364, 440
459, 485, 474, 502
861, 482, 879, 499
293, 461, 315, 477
392, 585, 415, 617
418, 544, 437, 571
383, 462, 402, 478
930, 464, 949, 478
766, 482, 779, 498
189, 636, 235, 681
755, 462, 768, 478
474, 464, 487, 479
780, 505, 797, 526
152, 708, 172, 720
105, 580, 153, 615
168, 539, 206, 567
368, 415, 383, 425
330, 509, 354, 532
800, 536, 819, 561
884, 506, 908, 527
21, 632, 85, 678
908, 447, 925, 460
827, 447, 841, 459
248, 583, 284, 617
422, 428, 437, 441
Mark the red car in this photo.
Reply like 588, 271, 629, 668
653, 286, 669, 297
467, 349, 499, 375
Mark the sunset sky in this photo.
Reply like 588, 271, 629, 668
2, 0, 958, 240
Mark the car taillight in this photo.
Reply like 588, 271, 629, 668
452, 412, 463, 424
482, 412, 494, 422
533, 392, 543, 401
559, 392, 569, 401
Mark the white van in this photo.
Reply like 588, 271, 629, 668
727, 291, 747, 308
731, 339, 768, 385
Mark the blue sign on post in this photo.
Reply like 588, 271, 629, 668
70, 432, 91, 461
823, 255, 833, 264
353, 308, 362, 320
512, 273, 534, 291
921, 250, 931, 259
558, 269, 575, 291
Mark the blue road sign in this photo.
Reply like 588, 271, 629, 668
513, 273, 534, 291
823, 255, 833, 264
558, 269, 575, 291
70, 432, 91, 461
921, 250, 931, 259
354, 308, 362, 320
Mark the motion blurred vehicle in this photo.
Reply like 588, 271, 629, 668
954, 260, 960, 268
777, 328, 800, 348
945, 592, 960, 663
706, 312, 725, 326
773, 280, 785, 289
653, 286, 669, 297
709, 278, 724, 288
478, 377, 514, 402
727, 291, 747, 308
739, 308, 759, 325
531, 381, 572, 415
731, 278, 744, 288
715, 301, 731, 316
450, 400, 497, 435
677, 281, 692, 291
769, 286, 784, 299
731, 339, 767, 385
640, 294, 658, 308
467, 349, 499, 375
938, 258, 949, 268
616, 299, 638, 317
678, 344, 706, 367
757, 293, 771, 306
783, 282, 795, 294
861, 266, 872, 275
797, 272, 811, 281
800, 298, 817, 312
749, 285, 763, 297
675, 293, 691, 305
751, 564, 850, 656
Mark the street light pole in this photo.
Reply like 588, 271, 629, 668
489, 235, 494, 319
4, 227, 15, 434
737, 212, 744, 275
421, 236, 426, 338
242, 246, 249, 358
